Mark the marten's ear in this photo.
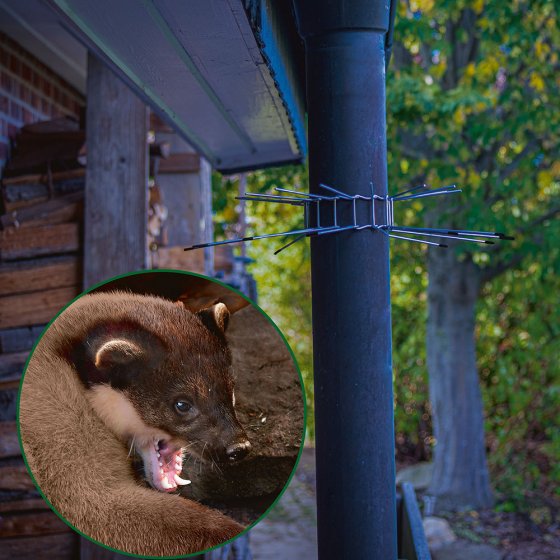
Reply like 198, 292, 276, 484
94, 339, 144, 370
197, 303, 230, 336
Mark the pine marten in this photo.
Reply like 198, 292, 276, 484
19, 291, 251, 556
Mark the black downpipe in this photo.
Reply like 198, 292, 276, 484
292, 2, 397, 558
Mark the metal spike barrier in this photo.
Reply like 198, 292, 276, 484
184, 183, 514, 254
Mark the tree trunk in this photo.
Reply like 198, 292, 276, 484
426, 248, 494, 511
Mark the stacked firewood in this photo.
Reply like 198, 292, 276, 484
0, 117, 84, 556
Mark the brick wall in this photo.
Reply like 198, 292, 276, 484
0, 31, 85, 170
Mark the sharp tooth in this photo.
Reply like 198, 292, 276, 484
174, 473, 191, 486
175, 464, 181, 472
160, 468, 164, 475
156, 452, 161, 458
159, 461, 163, 467
161, 479, 173, 490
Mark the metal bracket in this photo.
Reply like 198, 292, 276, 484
185, 183, 513, 255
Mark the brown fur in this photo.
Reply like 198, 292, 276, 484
19, 292, 246, 556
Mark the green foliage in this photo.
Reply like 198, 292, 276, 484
388, 0, 560, 507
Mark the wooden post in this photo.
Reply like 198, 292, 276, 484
83, 53, 148, 289
80, 53, 148, 559
150, 128, 214, 276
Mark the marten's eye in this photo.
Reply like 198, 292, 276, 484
174, 400, 192, 414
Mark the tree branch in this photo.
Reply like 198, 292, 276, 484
480, 204, 560, 284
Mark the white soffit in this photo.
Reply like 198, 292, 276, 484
46, 0, 305, 172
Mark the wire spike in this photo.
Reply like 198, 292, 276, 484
183, 183, 511, 253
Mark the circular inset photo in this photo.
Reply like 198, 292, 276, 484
18, 271, 305, 557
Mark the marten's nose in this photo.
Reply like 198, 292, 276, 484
225, 440, 251, 462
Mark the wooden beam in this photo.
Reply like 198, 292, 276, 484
0, 421, 19, 458
151, 246, 205, 274
0, 256, 81, 296
0, 498, 50, 513
1, 192, 83, 229
0, 286, 80, 329
0, 352, 29, 377
2, 168, 85, 186
157, 152, 200, 174
1, 533, 79, 559
0, 223, 80, 261
84, 54, 148, 288
0, 465, 35, 491
0, 325, 45, 353
0, 510, 70, 538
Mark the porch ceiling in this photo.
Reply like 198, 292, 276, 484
45, 0, 306, 173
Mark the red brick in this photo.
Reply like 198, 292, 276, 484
22, 108, 35, 124
0, 94, 8, 114
43, 80, 52, 97
7, 123, 17, 137
1, 71, 13, 94
21, 63, 31, 82
20, 83, 31, 105
9, 53, 20, 75
30, 91, 40, 110
32, 71, 41, 89
10, 99, 21, 120
0, 48, 8, 68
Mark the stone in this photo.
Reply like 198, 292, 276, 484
396, 462, 434, 490
431, 539, 503, 560
423, 516, 457, 549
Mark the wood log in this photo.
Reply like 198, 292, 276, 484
0, 532, 79, 559
0, 498, 49, 513
149, 141, 171, 159
0, 511, 70, 538
0, 326, 45, 353
1, 192, 83, 229
0, 465, 35, 491
0, 421, 20, 458
2, 168, 85, 186
158, 152, 200, 174
150, 246, 205, 273
0, 256, 81, 296
0, 352, 28, 376
0, 286, 80, 330
0, 388, 18, 421
3, 176, 84, 205
214, 245, 234, 273
0, 223, 80, 261
0, 351, 29, 389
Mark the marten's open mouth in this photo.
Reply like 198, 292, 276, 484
145, 439, 191, 492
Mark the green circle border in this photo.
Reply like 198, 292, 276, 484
16, 268, 308, 559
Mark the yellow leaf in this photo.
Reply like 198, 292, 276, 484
537, 170, 553, 190
465, 62, 476, 78
453, 108, 466, 126
400, 159, 410, 173
530, 73, 545, 92
470, 172, 482, 188
473, 0, 484, 14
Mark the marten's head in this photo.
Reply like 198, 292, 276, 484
62, 293, 251, 493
